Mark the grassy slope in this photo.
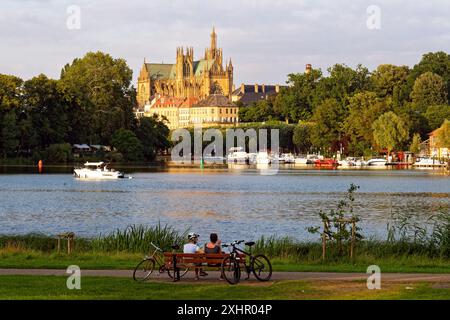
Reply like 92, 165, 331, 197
0, 250, 449, 274
0, 276, 448, 300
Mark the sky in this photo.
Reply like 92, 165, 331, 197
1, 0, 450, 86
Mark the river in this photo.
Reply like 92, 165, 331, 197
0, 165, 449, 242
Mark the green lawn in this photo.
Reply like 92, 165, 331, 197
1, 250, 449, 274
0, 275, 448, 300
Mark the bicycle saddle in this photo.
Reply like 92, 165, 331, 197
245, 241, 255, 247
171, 244, 180, 250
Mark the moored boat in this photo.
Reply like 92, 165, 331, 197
74, 162, 124, 179
366, 158, 387, 166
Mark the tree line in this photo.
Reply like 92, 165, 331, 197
0, 52, 169, 163
239, 51, 450, 156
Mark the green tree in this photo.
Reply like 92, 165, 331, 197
111, 129, 143, 162
409, 133, 422, 154
409, 51, 450, 103
43, 143, 73, 163
0, 74, 23, 111
310, 98, 345, 153
135, 115, 170, 161
274, 68, 322, 123
344, 91, 390, 155
410, 72, 448, 113
59, 51, 136, 145
372, 112, 409, 156
292, 123, 312, 153
434, 119, 450, 148
1, 111, 19, 157
425, 105, 450, 130
239, 99, 276, 123
23, 74, 70, 149
314, 64, 371, 108
371, 64, 410, 98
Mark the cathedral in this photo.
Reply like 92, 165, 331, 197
137, 27, 234, 107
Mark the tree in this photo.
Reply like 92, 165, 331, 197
1, 111, 19, 157
344, 91, 390, 155
0, 74, 23, 111
111, 129, 143, 162
410, 72, 448, 113
434, 119, 450, 148
274, 69, 322, 123
409, 133, 422, 154
310, 98, 345, 153
292, 123, 312, 153
239, 99, 276, 123
135, 115, 170, 161
59, 51, 136, 145
409, 51, 450, 103
372, 112, 409, 156
314, 64, 371, 108
371, 64, 410, 98
23, 74, 70, 149
425, 105, 450, 130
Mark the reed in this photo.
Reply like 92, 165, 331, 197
90, 224, 189, 253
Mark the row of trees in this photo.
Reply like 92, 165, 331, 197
0, 52, 169, 162
239, 52, 450, 156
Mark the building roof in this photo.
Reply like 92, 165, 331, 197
194, 94, 236, 108
145, 59, 215, 80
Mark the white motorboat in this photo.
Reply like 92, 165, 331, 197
74, 162, 124, 179
256, 151, 271, 164
413, 157, 446, 167
227, 147, 249, 164
281, 153, 295, 164
294, 157, 308, 165
366, 158, 387, 166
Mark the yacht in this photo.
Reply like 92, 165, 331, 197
74, 162, 124, 179
366, 158, 387, 166
227, 147, 249, 164
281, 153, 295, 164
413, 157, 446, 168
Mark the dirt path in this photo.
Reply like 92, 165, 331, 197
1, 269, 449, 283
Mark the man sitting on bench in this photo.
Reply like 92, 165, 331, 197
183, 232, 208, 280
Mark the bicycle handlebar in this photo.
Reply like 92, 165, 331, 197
222, 240, 245, 247
150, 242, 163, 252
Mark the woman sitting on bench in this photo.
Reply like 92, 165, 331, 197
204, 233, 224, 280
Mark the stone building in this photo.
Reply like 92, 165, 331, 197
137, 27, 233, 107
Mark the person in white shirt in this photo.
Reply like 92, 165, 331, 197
183, 232, 207, 279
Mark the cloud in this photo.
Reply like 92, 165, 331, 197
0, 0, 450, 85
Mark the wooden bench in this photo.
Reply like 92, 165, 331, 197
163, 252, 246, 281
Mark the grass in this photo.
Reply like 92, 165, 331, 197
0, 249, 449, 273
0, 275, 448, 300
0, 222, 449, 273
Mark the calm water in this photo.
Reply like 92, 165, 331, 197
0, 166, 449, 242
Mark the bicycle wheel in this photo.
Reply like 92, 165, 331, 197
133, 258, 155, 281
221, 256, 241, 285
167, 265, 190, 279
251, 254, 272, 281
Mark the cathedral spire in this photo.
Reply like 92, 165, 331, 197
210, 26, 217, 51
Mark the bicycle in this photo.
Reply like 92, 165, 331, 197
221, 240, 272, 285
133, 242, 189, 281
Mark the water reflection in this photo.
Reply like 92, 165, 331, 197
0, 167, 449, 241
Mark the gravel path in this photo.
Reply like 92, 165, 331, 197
1, 269, 449, 283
